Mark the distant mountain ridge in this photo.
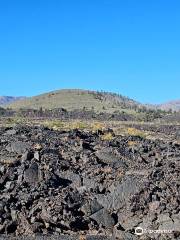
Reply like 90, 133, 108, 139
157, 100, 180, 111
0, 96, 26, 106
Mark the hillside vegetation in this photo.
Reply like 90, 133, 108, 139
7, 89, 140, 113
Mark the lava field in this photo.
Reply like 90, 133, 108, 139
0, 125, 179, 239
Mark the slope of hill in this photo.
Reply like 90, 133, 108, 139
7, 89, 140, 113
158, 100, 180, 111
0, 96, 26, 106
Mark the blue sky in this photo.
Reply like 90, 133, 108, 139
0, 0, 179, 104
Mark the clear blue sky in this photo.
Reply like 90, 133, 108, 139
0, 0, 179, 104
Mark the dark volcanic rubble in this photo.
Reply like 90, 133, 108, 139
0, 125, 179, 240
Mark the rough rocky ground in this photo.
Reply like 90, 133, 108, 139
0, 125, 179, 239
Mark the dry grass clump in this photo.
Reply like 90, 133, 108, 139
79, 235, 86, 240
90, 122, 105, 132
3, 117, 28, 126
44, 120, 64, 130
0, 159, 16, 166
44, 120, 89, 131
127, 140, 138, 146
127, 127, 146, 138
101, 132, 114, 141
68, 121, 88, 130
